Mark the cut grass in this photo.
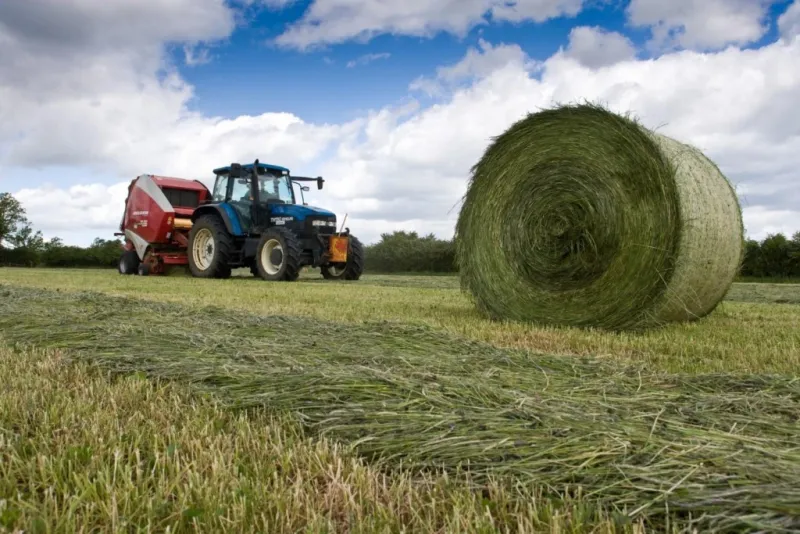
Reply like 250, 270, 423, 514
1, 285, 799, 532
1, 268, 798, 375
1, 345, 633, 534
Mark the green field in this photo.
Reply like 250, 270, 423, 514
1, 268, 799, 533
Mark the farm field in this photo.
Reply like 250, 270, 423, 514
1, 267, 799, 533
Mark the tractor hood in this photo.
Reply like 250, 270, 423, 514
269, 203, 336, 221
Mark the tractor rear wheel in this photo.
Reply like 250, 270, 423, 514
321, 235, 364, 281
188, 214, 233, 279
255, 227, 302, 281
118, 250, 140, 275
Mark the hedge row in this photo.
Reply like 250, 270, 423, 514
363, 231, 455, 273
0, 239, 123, 268
740, 233, 800, 278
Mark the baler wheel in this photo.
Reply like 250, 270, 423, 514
255, 227, 302, 281
321, 235, 365, 281
187, 214, 233, 279
118, 250, 140, 275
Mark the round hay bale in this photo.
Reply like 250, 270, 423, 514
455, 103, 744, 330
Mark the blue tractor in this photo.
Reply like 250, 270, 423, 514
187, 159, 364, 281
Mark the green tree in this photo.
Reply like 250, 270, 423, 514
0, 192, 35, 249
758, 233, 793, 277
790, 232, 800, 277
9, 225, 45, 251
740, 238, 762, 277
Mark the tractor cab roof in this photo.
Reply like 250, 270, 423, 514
213, 162, 289, 176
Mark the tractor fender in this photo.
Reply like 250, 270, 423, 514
191, 204, 243, 236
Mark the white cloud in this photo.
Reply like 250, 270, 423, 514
14, 182, 131, 235
778, 1, 800, 39
742, 206, 800, 240
409, 39, 538, 96
272, 0, 589, 50
347, 52, 391, 68
626, 0, 780, 51
563, 26, 636, 68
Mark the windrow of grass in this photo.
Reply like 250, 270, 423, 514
2, 268, 799, 375
2, 345, 626, 533
1, 285, 798, 532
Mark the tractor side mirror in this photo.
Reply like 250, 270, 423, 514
317, 177, 324, 190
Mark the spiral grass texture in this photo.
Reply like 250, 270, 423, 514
456, 104, 744, 330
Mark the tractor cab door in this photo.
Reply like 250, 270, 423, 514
211, 172, 254, 233
247, 170, 292, 232
228, 177, 254, 232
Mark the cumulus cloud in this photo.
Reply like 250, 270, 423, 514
778, 0, 800, 39
563, 26, 637, 68
272, 0, 588, 50
626, 0, 780, 51
14, 182, 131, 235
409, 39, 537, 96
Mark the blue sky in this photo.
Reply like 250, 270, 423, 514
2, 0, 800, 246
171, 0, 795, 124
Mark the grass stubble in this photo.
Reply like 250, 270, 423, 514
1, 284, 799, 532
2, 345, 618, 534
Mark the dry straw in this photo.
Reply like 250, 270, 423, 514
455, 103, 744, 330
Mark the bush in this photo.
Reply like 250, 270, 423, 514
0, 246, 40, 267
40, 238, 122, 268
364, 231, 456, 273
0, 238, 123, 269
739, 232, 800, 278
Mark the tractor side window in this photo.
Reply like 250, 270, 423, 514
276, 177, 293, 203
231, 178, 251, 203
212, 177, 228, 202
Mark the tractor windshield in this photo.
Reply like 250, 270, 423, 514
256, 174, 295, 204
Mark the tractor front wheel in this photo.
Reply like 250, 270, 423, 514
321, 235, 364, 281
188, 214, 233, 279
255, 227, 302, 281
118, 250, 140, 275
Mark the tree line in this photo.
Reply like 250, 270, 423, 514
1, 192, 798, 278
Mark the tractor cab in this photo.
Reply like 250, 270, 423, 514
209, 161, 325, 235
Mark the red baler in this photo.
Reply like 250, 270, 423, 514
116, 174, 210, 275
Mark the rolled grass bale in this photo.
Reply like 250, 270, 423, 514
455, 103, 744, 330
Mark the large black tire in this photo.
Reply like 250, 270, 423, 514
254, 227, 302, 281
187, 214, 234, 279
118, 250, 140, 275
321, 235, 364, 281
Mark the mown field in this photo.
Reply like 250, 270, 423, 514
1, 267, 799, 533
